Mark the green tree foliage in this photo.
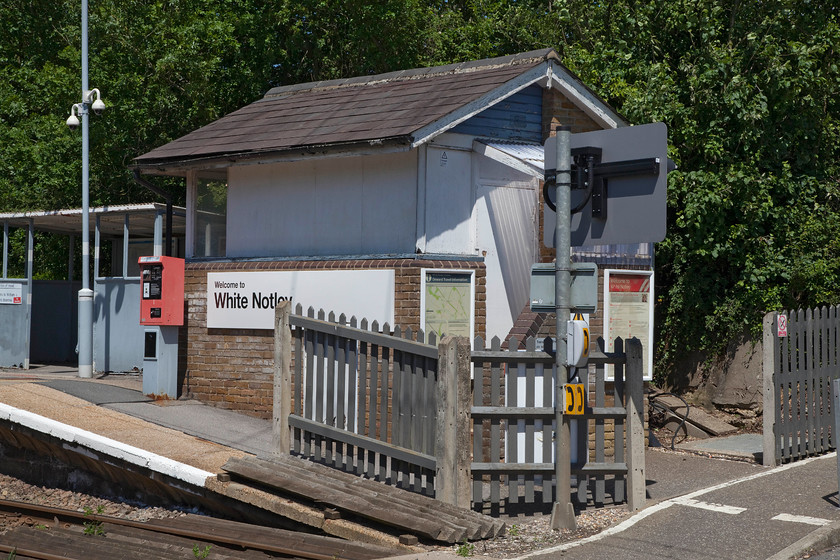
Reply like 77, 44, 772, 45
1, 0, 838, 380
427, 0, 840, 375
555, 1, 840, 373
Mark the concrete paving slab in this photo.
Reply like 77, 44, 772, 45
39, 379, 152, 405
106, 400, 274, 457
676, 433, 763, 462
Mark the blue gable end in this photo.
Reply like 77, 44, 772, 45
452, 84, 543, 142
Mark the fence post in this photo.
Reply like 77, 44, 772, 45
833, 379, 840, 497
435, 336, 472, 508
625, 337, 646, 511
273, 300, 292, 456
762, 312, 777, 467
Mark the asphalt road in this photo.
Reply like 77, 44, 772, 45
515, 454, 840, 560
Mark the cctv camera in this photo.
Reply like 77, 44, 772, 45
85, 89, 105, 115
91, 98, 105, 115
66, 114, 80, 130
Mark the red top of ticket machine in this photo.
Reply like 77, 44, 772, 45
138, 256, 185, 326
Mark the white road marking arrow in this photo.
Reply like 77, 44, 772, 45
671, 497, 747, 514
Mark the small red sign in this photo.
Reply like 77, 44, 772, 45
608, 274, 651, 293
13, 297, 21, 304
778, 314, 788, 338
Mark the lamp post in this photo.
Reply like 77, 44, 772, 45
66, 0, 104, 379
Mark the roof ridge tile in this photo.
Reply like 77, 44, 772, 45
264, 48, 557, 100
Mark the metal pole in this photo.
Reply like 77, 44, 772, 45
551, 125, 576, 530
122, 214, 129, 278
2, 221, 8, 279
77, 0, 93, 378
25, 219, 34, 370
154, 211, 164, 257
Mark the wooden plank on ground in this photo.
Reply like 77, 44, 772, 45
289, 452, 504, 538
148, 513, 400, 560
224, 456, 463, 542
287, 454, 501, 540
2, 525, 258, 560
222, 455, 505, 543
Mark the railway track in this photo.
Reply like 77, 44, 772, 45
0, 499, 402, 560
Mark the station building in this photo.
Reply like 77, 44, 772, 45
123, 49, 653, 417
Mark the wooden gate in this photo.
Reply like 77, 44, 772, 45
763, 308, 840, 465
470, 336, 645, 511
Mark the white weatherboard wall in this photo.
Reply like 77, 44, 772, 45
422, 134, 541, 340
424, 138, 474, 254
226, 150, 418, 257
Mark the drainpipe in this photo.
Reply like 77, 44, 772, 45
132, 170, 173, 257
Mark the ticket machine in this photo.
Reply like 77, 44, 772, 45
138, 256, 184, 398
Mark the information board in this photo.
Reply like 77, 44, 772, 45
0, 283, 23, 305
421, 270, 474, 342
604, 270, 654, 380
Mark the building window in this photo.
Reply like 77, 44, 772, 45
195, 174, 227, 258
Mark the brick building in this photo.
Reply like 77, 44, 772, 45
133, 49, 652, 417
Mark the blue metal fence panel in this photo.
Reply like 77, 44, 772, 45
0, 279, 29, 367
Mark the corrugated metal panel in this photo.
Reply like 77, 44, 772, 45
452, 85, 543, 142
572, 243, 653, 266
477, 139, 545, 169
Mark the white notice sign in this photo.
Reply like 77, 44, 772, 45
0, 283, 23, 305
604, 270, 654, 380
206, 270, 395, 329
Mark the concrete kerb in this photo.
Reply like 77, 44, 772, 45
0, 402, 215, 487
766, 518, 840, 560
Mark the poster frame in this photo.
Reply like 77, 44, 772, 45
603, 268, 654, 381
420, 269, 475, 344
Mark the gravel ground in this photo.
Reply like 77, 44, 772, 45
0, 472, 186, 534
451, 506, 631, 558
0, 467, 631, 557
0, 465, 632, 558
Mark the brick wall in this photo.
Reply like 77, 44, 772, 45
182, 258, 485, 419
541, 87, 602, 141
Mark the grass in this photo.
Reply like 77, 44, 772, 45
82, 505, 106, 536
455, 540, 474, 557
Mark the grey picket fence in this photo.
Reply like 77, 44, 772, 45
763, 307, 840, 465
281, 303, 439, 495
273, 302, 645, 513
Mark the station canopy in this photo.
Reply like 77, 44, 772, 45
0, 203, 186, 238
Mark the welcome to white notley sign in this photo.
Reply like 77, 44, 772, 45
206, 270, 395, 329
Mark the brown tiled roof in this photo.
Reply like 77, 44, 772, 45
133, 50, 559, 167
